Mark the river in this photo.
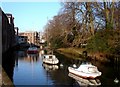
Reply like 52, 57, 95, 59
2, 49, 120, 87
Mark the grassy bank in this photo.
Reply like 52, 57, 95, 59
57, 47, 85, 60
57, 48, 84, 56
57, 47, 112, 63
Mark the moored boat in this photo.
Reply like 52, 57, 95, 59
68, 62, 102, 79
42, 55, 59, 64
27, 47, 38, 54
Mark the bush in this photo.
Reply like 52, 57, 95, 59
87, 29, 108, 52
87, 29, 120, 54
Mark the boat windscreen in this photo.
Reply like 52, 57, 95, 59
88, 67, 98, 72
49, 56, 53, 59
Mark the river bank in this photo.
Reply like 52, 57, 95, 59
56, 48, 84, 59
56, 47, 119, 63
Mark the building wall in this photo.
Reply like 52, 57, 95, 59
14, 27, 19, 36
18, 36, 27, 44
19, 31, 39, 45
14, 27, 19, 45
6, 14, 15, 47
2, 10, 15, 53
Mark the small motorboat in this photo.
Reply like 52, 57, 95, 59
68, 62, 102, 79
27, 47, 38, 54
68, 73, 101, 86
42, 55, 59, 64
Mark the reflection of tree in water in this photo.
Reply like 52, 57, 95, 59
113, 57, 120, 85
2, 49, 16, 82
45, 67, 75, 86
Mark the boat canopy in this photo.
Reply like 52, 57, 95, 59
77, 64, 98, 73
28, 47, 37, 50
44, 55, 56, 59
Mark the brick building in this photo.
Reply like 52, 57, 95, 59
19, 31, 39, 45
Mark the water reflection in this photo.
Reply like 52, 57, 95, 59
91, 57, 120, 86
17, 50, 27, 58
15, 51, 39, 67
113, 57, 120, 85
68, 73, 101, 86
2, 50, 16, 82
39, 50, 44, 57
3, 49, 120, 86
27, 53, 39, 63
40, 50, 44, 55
42, 63, 59, 71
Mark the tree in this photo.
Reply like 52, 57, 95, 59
43, 1, 120, 52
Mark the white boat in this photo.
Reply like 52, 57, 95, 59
68, 73, 101, 86
68, 62, 102, 79
42, 63, 59, 71
42, 55, 59, 64
27, 47, 38, 54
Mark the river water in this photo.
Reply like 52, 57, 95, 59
2, 49, 120, 87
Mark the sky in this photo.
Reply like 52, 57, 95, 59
1, 2, 61, 32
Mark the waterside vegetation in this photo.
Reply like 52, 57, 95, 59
43, 2, 120, 63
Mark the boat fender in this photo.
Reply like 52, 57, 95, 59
114, 78, 119, 84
